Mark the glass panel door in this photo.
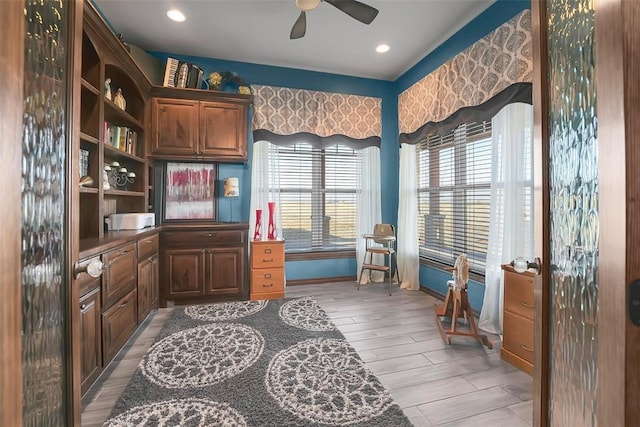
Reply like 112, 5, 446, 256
22, 0, 71, 424
546, 0, 599, 425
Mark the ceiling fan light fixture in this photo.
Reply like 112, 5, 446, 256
376, 44, 390, 53
295, 0, 321, 12
167, 9, 186, 22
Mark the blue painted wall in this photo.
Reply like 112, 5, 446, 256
145, 0, 529, 297
149, 52, 397, 281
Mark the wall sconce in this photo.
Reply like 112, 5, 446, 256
104, 161, 135, 190
223, 177, 239, 222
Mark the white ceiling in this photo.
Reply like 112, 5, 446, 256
93, 0, 495, 81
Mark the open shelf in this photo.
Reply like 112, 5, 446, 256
104, 144, 144, 163
79, 186, 99, 194
104, 99, 144, 131
81, 78, 100, 96
104, 189, 145, 197
80, 132, 100, 145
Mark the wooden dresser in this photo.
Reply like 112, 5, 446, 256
501, 264, 534, 375
250, 240, 285, 300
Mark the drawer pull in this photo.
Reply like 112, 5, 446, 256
118, 300, 129, 308
520, 344, 534, 352
520, 300, 534, 309
145, 239, 154, 243
264, 248, 272, 254
118, 249, 133, 256
263, 283, 273, 288
264, 273, 272, 279
80, 303, 87, 310
263, 258, 273, 263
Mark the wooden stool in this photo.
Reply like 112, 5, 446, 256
434, 282, 492, 349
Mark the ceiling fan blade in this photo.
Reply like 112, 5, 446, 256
290, 11, 306, 39
324, 0, 379, 25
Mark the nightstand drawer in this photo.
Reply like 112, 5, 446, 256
503, 311, 534, 364
251, 269, 285, 293
504, 270, 534, 320
251, 241, 284, 269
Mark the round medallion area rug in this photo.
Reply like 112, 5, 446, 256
103, 298, 413, 427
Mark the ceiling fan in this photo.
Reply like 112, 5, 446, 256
290, 0, 379, 39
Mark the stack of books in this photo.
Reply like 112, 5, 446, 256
103, 122, 138, 155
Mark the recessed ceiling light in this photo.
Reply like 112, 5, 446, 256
376, 44, 390, 54
167, 9, 186, 22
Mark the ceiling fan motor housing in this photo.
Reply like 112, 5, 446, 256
295, 0, 321, 12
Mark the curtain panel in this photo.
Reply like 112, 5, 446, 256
398, 9, 532, 142
251, 84, 382, 146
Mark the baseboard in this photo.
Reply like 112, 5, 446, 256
286, 275, 356, 286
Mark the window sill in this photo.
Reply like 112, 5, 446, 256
286, 250, 355, 261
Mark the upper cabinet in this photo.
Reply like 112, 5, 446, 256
150, 87, 251, 162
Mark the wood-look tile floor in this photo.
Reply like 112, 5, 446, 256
81, 281, 533, 426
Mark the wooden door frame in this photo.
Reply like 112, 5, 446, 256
531, 1, 551, 425
68, 0, 83, 425
0, 2, 25, 426
595, 0, 640, 425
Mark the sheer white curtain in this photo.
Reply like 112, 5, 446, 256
397, 143, 419, 290
478, 103, 534, 334
249, 140, 282, 244
356, 146, 382, 284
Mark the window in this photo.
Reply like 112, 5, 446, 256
274, 143, 358, 252
417, 121, 493, 274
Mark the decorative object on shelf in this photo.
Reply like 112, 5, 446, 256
104, 78, 112, 101
206, 71, 251, 95
104, 161, 135, 190
223, 177, 239, 222
79, 175, 94, 187
79, 148, 89, 177
103, 169, 111, 190
267, 201, 276, 239
254, 209, 263, 241
113, 88, 126, 110
164, 162, 216, 221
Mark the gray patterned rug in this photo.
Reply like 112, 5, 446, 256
103, 297, 413, 426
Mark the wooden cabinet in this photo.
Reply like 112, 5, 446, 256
160, 225, 248, 306
501, 264, 534, 375
149, 87, 251, 162
250, 240, 285, 300
137, 233, 159, 323
79, 283, 102, 395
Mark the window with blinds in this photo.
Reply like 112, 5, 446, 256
416, 121, 492, 274
276, 143, 358, 252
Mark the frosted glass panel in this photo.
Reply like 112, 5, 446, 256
22, 0, 69, 425
547, 0, 598, 426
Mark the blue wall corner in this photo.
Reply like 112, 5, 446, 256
419, 265, 485, 312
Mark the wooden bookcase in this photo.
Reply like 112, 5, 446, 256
79, 7, 152, 241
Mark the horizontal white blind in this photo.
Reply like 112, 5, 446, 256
276, 143, 357, 252
416, 121, 492, 273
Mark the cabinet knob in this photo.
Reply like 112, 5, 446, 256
80, 303, 87, 310
510, 256, 542, 275
73, 258, 104, 279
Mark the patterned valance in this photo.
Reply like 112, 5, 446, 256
251, 85, 382, 144
398, 9, 532, 136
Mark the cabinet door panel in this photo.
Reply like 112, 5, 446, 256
165, 249, 205, 298
102, 242, 137, 309
152, 98, 199, 155
150, 255, 159, 309
102, 289, 137, 364
137, 257, 151, 323
199, 101, 247, 160
80, 288, 102, 395
206, 247, 245, 297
